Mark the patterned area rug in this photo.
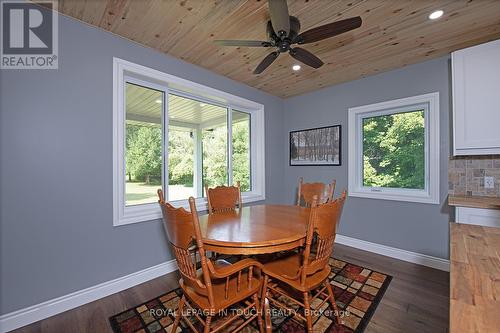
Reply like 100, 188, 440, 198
109, 258, 391, 333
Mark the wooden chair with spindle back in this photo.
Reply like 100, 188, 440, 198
157, 190, 265, 333
262, 191, 347, 332
297, 177, 336, 207
205, 181, 242, 214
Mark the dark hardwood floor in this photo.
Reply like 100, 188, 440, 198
334, 246, 449, 333
10, 244, 449, 333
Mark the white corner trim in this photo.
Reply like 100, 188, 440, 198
0, 260, 178, 333
335, 234, 450, 272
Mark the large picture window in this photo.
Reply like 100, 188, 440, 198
348, 93, 440, 204
113, 58, 265, 226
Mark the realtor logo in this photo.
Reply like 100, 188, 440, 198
1, 0, 58, 69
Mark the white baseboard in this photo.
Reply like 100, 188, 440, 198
0, 259, 178, 333
1, 235, 449, 333
335, 234, 450, 272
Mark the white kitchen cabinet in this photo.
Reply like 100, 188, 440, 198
452, 39, 500, 155
455, 207, 500, 228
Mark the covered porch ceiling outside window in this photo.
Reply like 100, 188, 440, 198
125, 84, 248, 129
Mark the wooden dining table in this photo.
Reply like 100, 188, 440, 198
198, 204, 311, 255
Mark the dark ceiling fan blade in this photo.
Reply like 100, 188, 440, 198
268, 0, 290, 37
289, 47, 324, 69
295, 16, 362, 44
253, 51, 280, 74
214, 40, 272, 47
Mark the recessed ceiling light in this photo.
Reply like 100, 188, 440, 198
429, 10, 443, 20
155, 99, 162, 104
200, 103, 207, 107
292, 64, 301, 71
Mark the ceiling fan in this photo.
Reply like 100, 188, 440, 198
214, 0, 362, 74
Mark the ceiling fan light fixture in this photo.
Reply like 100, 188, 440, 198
429, 10, 444, 20
292, 64, 301, 71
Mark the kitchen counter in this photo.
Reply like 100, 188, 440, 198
448, 195, 500, 210
450, 223, 500, 332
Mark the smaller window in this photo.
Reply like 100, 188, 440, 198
348, 93, 440, 204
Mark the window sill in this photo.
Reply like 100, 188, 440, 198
349, 189, 439, 205
113, 192, 266, 227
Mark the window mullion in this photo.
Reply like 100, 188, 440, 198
194, 126, 203, 197
163, 90, 169, 201
227, 106, 233, 185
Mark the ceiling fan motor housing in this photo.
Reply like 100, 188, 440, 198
267, 16, 301, 52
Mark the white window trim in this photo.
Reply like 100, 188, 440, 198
113, 57, 266, 226
348, 92, 440, 204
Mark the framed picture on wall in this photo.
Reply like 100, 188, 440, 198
289, 125, 341, 166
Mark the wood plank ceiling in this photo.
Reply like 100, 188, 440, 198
56, 0, 500, 98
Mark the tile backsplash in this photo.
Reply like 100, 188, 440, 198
449, 155, 500, 197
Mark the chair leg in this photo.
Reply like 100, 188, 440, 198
204, 315, 212, 333
261, 275, 269, 310
325, 281, 342, 326
261, 275, 272, 332
263, 297, 272, 333
171, 295, 185, 333
303, 292, 313, 332
253, 293, 264, 333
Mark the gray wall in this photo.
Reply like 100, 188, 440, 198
283, 57, 452, 260
0, 14, 285, 314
